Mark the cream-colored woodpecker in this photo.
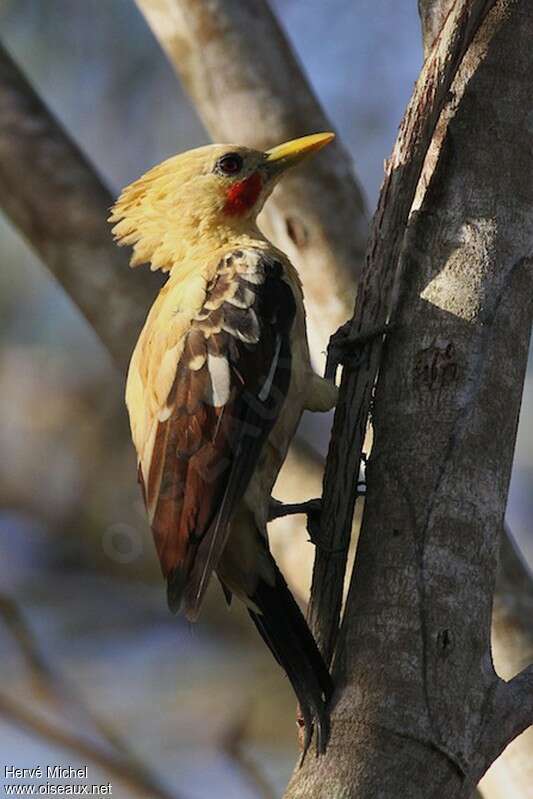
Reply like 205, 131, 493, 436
109, 133, 338, 753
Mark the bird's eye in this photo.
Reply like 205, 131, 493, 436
216, 153, 243, 176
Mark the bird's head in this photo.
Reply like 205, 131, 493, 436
109, 132, 334, 272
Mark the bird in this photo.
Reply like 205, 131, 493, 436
109, 132, 338, 755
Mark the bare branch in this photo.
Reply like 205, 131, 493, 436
479, 528, 533, 796
0, 591, 130, 755
0, 594, 182, 799
0, 593, 52, 686
493, 528, 533, 675
220, 708, 277, 799
0, 42, 159, 370
488, 666, 533, 758
0, 586, 278, 799
0, 692, 182, 799
308, 0, 500, 667
134, 0, 367, 362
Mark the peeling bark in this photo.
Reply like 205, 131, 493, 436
287, 1, 533, 797
418, 0, 456, 57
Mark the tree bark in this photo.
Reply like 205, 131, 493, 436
286, 1, 533, 797
133, 0, 367, 365
308, 0, 498, 667
418, 0, 456, 57
417, 5, 533, 798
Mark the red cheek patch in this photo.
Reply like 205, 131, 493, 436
224, 172, 263, 216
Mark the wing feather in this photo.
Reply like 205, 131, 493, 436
129, 249, 295, 618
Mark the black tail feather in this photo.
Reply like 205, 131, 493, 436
167, 566, 186, 614
247, 560, 333, 759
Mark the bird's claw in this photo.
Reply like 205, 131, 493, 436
325, 321, 394, 381
268, 498, 349, 554
268, 497, 321, 522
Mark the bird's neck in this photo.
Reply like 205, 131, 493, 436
167, 221, 270, 281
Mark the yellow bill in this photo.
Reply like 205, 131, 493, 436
264, 132, 335, 173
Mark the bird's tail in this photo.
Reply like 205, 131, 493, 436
247, 559, 333, 759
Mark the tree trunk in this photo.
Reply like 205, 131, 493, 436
417, 5, 533, 796
286, 2, 533, 797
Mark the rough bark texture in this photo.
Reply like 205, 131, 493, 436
418, 5, 533, 797
0, 43, 159, 370
286, 2, 533, 797
134, 0, 367, 365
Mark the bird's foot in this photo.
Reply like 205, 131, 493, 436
268, 498, 348, 554
268, 497, 321, 521
325, 321, 393, 381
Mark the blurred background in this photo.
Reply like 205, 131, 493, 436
0, 1, 531, 797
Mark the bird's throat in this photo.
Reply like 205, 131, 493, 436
224, 172, 263, 216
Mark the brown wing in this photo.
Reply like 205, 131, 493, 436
139, 249, 296, 619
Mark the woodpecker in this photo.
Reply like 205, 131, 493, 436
110, 133, 337, 754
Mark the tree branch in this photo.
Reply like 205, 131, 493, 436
133, 0, 367, 363
0, 42, 159, 370
219, 708, 277, 799
485, 665, 533, 762
0, 692, 182, 799
0, 593, 182, 799
480, 528, 533, 796
493, 528, 533, 677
